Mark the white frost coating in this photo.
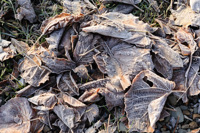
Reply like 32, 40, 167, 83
190, 0, 200, 12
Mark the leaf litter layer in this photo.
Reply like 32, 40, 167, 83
1, 0, 200, 132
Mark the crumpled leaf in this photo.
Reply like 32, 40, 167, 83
19, 53, 51, 87
11, 38, 30, 55
170, 6, 200, 27
152, 37, 183, 79
62, 93, 86, 107
15, 0, 36, 23
79, 78, 110, 90
83, 12, 153, 48
73, 65, 90, 79
85, 104, 99, 123
0, 97, 33, 133
100, 0, 142, 5
57, 72, 79, 96
79, 88, 101, 102
94, 41, 154, 90
99, 83, 124, 110
63, 0, 96, 15
73, 32, 101, 65
53, 105, 75, 129
28, 92, 57, 110
41, 13, 83, 35
125, 70, 175, 132
0, 39, 16, 61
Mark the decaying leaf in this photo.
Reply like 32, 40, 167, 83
0, 39, 16, 61
53, 105, 75, 129
170, 6, 200, 27
53, 119, 69, 132
57, 72, 79, 96
73, 32, 101, 65
79, 88, 101, 102
94, 40, 154, 90
125, 70, 175, 132
85, 104, 99, 123
28, 92, 57, 110
62, 93, 86, 107
15, 0, 36, 23
0, 97, 33, 133
111, 4, 134, 14
73, 65, 90, 79
11, 38, 30, 55
63, 0, 96, 15
41, 13, 83, 35
100, 0, 142, 6
83, 12, 152, 48
85, 120, 102, 133
152, 37, 183, 79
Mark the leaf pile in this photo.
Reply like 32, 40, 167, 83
1, 0, 200, 132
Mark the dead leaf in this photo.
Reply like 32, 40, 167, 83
111, 4, 134, 14
11, 38, 30, 55
100, 0, 142, 5
53, 119, 69, 132
85, 120, 102, 133
147, 0, 160, 12
57, 72, 79, 96
0, 39, 16, 61
73, 65, 90, 80
15, 0, 36, 23
62, 93, 86, 107
94, 40, 154, 90
152, 37, 183, 79
0, 97, 33, 133
124, 70, 175, 132
85, 104, 99, 123
79, 88, 101, 103
41, 13, 83, 35
83, 12, 153, 48
53, 105, 75, 129
73, 32, 101, 65
63, 0, 96, 15
28, 92, 57, 110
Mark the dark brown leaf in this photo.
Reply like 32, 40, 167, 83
125, 70, 175, 132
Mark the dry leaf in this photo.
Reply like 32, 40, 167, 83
94, 40, 154, 90
100, 0, 142, 5
41, 13, 83, 35
83, 12, 152, 48
11, 38, 30, 54
57, 72, 79, 96
15, 0, 36, 23
53, 105, 75, 129
152, 37, 183, 79
147, 0, 160, 12
0, 97, 33, 133
170, 6, 200, 27
53, 119, 69, 132
79, 88, 101, 103
63, 0, 96, 15
111, 4, 134, 14
73, 32, 101, 65
190, 0, 200, 12
85, 104, 99, 123
125, 70, 175, 132
62, 93, 86, 107
79, 78, 110, 90
73, 65, 90, 79
0, 39, 16, 61
28, 92, 57, 110
85, 120, 102, 133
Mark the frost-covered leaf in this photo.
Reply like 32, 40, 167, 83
73, 32, 101, 65
125, 70, 175, 132
79, 88, 101, 102
190, 0, 200, 12
11, 38, 30, 54
170, 6, 200, 27
94, 40, 154, 90
98, 125, 117, 133
57, 72, 79, 96
73, 65, 90, 79
53, 119, 69, 132
111, 4, 134, 14
41, 13, 83, 35
53, 105, 75, 129
0, 39, 16, 61
63, 0, 96, 15
62, 93, 86, 107
15, 0, 36, 23
83, 12, 153, 48
28, 92, 57, 110
85, 104, 99, 123
19, 54, 51, 87
79, 78, 110, 90
0, 97, 33, 133
85, 120, 102, 133
100, 0, 142, 5
152, 37, 183, 79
